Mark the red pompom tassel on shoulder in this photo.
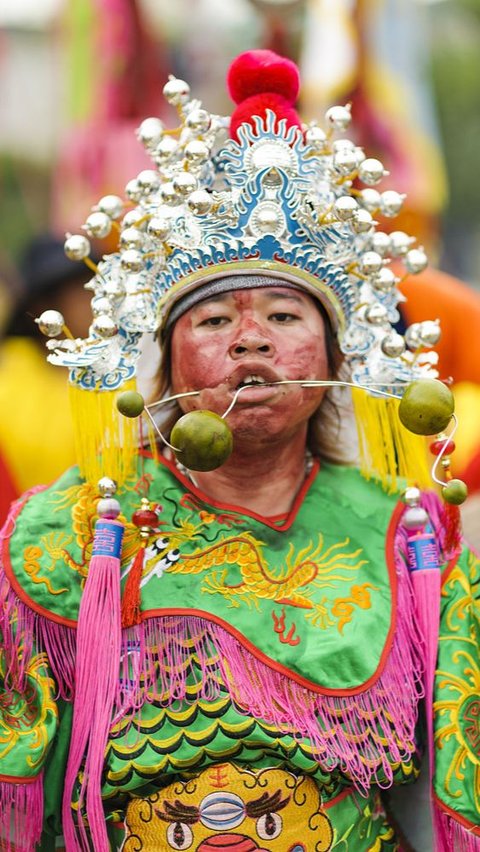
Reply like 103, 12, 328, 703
442, 502, 462, 555
121, 500, 160, 628
121, 543, 146, 628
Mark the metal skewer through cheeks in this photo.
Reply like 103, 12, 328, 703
124, 378, 461, 491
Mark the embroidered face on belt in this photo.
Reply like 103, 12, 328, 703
123, 764, 333, 851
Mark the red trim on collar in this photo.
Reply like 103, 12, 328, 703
0, 772, 40, 784
433, 792, 480, 837
153, 451, 320, 531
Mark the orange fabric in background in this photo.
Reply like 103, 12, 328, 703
399, 266, 480, 384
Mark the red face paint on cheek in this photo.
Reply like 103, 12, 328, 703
273, 333, 328, 381
170, 314, 231, 400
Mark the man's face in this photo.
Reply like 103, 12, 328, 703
169, 286, 330, 449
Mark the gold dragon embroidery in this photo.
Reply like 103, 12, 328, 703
0, 650, 57, 770
163, 531, 373, 631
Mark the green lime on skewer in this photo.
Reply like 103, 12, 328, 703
398, 379, 454, 436
442, 479, 468, 505
171, 410, 233, 471
116, 390, 145, 418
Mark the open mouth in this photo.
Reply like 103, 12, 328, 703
236, 374, 273, 390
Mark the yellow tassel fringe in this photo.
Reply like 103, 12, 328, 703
144, 416, 160, 464
68, 380, 139, 487
351, 388, 431, 493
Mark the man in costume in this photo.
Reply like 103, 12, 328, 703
0, 50, 478, 852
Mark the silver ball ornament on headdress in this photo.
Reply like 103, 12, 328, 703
98, 195, 124, 220
358, 158, 387, 186
333, 148, 357, 175
252, 205, 283, 235
381, 332, 406, 357
101, 279, 125, 300
91, 315, 118, 338
325, 104, 352, 131
371, 231, 391, 257
389, 231, 415, 257
83, 211, 112, 239
35, 310, 65, 338
186, 108, 211, 133
137, 117, 165, 149
120, 249, 144, 272
404, 247, 428, 274
380, 190, 405, 218
332, 138, 355, 152
172, 171, 198, 197
358, 188, 381, 213
351, 209, 374, 234
373, 267, 397, 293
154, 136, 178, 164
185, 140, 210, 165
120, 227, 146, 250
404, 323, 422, 350
122, 209, 147, 230
125, 179, 143, 202
360, 251, 383, 276
91, 296, 114, 317
64, 234, 91, 261
354, 147, 366, 166
262, 167, 283, 188
159, 182, 179, 205
147, 217, 173, 240
365, 302, 389, 325
136, 169, 160, 195
334, 196, 358, 221
163, 76, 191, 106
304, 125, 328, 152
187, 189, 214, 215
417, 319, 441, 347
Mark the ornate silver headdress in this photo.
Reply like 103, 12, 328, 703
38, 52, 440, 397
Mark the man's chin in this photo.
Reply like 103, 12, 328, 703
229, 411, 300, 445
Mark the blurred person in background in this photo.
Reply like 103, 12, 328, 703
0, 235, 93, 522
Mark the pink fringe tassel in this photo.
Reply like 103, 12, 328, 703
411, 568, 442, 849
0, 486, 76, 700
434, 805, 480, 851
0, 775, 44, 852
62, 520, 123, 852
113, 532, 424, 795
0, 579, 76, 700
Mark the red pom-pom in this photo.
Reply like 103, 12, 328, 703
227, 50, 300, 106
229, 93, 302, 142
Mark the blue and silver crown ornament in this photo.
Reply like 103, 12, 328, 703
39, 58, 440, 396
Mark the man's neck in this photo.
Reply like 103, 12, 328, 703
192, 432, 310, 517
